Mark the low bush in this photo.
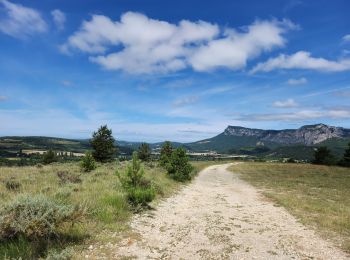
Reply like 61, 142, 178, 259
5, 179, 21, 191
57, 171, 82, 185
80, 152, 96, 172
125, 186, 155, 206
0, 194, 84, 241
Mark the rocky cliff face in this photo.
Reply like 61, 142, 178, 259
224, 124, 350, 145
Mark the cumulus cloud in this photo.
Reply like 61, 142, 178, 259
287, 77, 307, 85
272, 98, 298, 108
51, 9, 65, 30
188, 19, 295, 71
237, 109, 350, 122
61, 12, 295, 74
251, 51, 350, 73
0, 0, 47, 38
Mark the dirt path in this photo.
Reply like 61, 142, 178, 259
86, 163, 348, 259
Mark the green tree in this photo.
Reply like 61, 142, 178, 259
159, 141, 173, 167
313, 146, 336, 165
167, 147, 193, 181
80, 152, 96, 172
137, 143, 151, 162
90, 125, 116, 162
340, 142, 350, 167
117, 152, 144, 188
42, 149, 57, 164
117, 152, 155, 206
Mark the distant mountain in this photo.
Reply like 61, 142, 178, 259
186, 124, 350, 160
223, 124, 350, 145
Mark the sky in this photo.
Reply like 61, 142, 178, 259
0, 0, 350, 142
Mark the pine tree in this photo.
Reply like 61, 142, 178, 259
159, 141, 173, 166
90, 125, 116, 162
137, 143, 151, 162
42, 149, 57, 164
167, 147, 193, 181
313, 146, 336, 165
80, 152, 96, 172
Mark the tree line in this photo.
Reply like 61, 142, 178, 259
313, 143, 350, 167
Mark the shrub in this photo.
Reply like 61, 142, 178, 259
0, 194, 84, 241
167, 148, 193, 182
42, 150, 57, 165
126, 186, 155, 206
56, 171, 82, 184
313, 146, 336, 165
117, 152, 145, 188
5, 179, 21, 191
137, 143, 151, 162
117, 152, 155, 206
90, 125, 116, 162
80, 152, 96, 172
159, 141, 173, 167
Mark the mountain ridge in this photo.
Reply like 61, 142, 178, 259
222, 123, 350, 145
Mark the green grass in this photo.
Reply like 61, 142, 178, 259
229, 162, 350, 252
0, 160, 181, 258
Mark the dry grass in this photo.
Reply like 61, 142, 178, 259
229, 162, 350, 252
0, 161, 181, 258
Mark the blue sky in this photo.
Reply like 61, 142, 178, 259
0, 0, 350, 142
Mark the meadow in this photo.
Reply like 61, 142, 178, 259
229, 162, 350, 252
0, 160, 186, 259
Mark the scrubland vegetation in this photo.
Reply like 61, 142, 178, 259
0, 126, 197, 259
0, 160, 183, 259
229, 162, 350, 252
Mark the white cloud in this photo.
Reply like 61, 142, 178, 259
272, 98, 298, 108
287, 77, 307, 85
343, 34, 350, 43
51, 9, 65, 30
251, 51, 350, 73
0, 0, 47, 38
62, 12, 295, 74
189, 19, 295, 71
238, 109, 350, 122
